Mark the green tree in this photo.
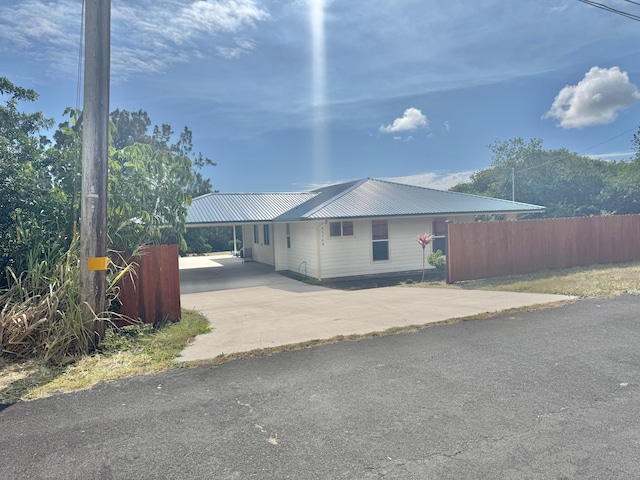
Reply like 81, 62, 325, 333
0, 77, 65, 281
108, 143, 194, 252
451, 138, 620, 218
109, 108, 151, 149
183, 226, 242, 255
46, 108, 217, 254
106, 110, 216, 252
109, 110, 215, 199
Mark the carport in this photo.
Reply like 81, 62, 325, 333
179, 254, 316, 294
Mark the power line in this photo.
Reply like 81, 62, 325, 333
517, 125, 638, 174
576, 0, 640, 21
509, 125, 638, 201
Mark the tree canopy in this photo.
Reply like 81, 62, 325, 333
450, 136, 640, 218
0, 77, 216, 285
0, 77, 64, 277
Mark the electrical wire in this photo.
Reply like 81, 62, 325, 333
516, 125, 639, 174
76, 0, 85, 112
576, 0, 640, 22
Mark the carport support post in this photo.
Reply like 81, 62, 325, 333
233, 225, 237, 254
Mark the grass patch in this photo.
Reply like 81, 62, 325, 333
455, 262, 640, 298
0, 309, 209, 403
404, 261, 640, 298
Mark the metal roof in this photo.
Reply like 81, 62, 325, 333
186, 178, 544, 225
273, 179, 361, 221
289, 178, 545, 220
186, 192, 316, 225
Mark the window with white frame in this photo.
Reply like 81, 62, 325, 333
286, 223, 291, 248
371, 220, 389, 261
329, 220, 354, 237
263, 224, 270, 246
253, 225, 259, 244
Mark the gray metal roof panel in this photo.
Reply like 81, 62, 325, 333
273, 179, 362, 221
187, 192, 317, 224
186, 178, 545, 225
301, 179, 544, 219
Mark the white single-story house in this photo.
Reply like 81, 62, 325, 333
186, 178, 544, 281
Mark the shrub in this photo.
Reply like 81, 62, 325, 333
427, 250, 447, 271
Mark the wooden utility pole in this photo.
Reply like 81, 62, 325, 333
81, 0, 111, 345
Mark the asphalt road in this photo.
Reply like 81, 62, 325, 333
2, 295, 639, 479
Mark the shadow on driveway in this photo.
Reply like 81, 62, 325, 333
179, 256, 324, 294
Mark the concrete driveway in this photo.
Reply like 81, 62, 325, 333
177, 256, 574, 362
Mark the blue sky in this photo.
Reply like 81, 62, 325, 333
2, 0, 640, 192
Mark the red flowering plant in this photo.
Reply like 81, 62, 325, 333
417, 233, 434, 282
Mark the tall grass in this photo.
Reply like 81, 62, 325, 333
0, 236, 89, 363
0, 234, 128, 364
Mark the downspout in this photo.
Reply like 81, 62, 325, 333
272, 222, 279, 270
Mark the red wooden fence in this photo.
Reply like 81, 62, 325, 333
116, 244, 181, 325
447, 215, 640, 283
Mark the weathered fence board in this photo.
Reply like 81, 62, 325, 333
447, 215, 640, 283
116, 244, 181, 325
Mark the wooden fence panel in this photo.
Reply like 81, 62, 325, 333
447, 215, 640, 283
116, 244, 181, 325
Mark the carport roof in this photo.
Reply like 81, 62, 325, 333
187, 178, 544, 226
186, 192, 316, 225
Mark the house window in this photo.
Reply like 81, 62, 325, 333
329, 221, 354, 237
372, 219, 389, 261
432, 220, 448, 255
263, 224, 270, 246
253, 225, 259, 244
286, 223, 291, 249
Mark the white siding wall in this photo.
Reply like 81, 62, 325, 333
242, 223, 275, 266
318, 217, 428, 279
241, 214, 476, 279
274, 221, 320, 278
318, 215, 475, 279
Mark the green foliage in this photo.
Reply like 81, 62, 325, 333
0, 79, 217, 363
0, 77, 66, 285
427, 250, 447, 271
108, 143, 194, 252
110, 109, 215, 198
183, 227, 243, 255
451, 137, 635, 217
105, 110, 216, 253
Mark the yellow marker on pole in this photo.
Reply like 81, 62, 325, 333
88, 257, 109, 271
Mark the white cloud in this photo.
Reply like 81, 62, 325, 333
544, 66, 640, 129
443, 120, 450, 132
587, 151, 635, 161
379, 107, 428, 133
387, 171, 475, 190
0, 0, 269, 79
549, 5, 568, 13
216, 38, 258, 59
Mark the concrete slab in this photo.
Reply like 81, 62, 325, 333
177, 283, 575, 362
179, 256, 310, 294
